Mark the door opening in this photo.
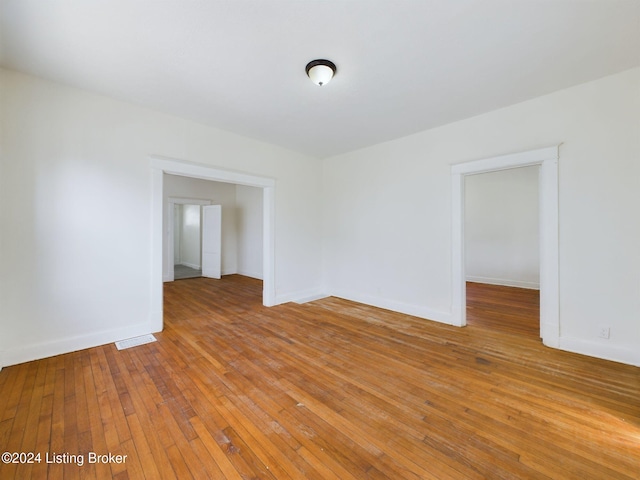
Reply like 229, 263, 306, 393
451, 146, 559, 347
174, 204, 202, 279
150, 156, 276, 332
167, 198, 212, 282
464, 166, 540, 338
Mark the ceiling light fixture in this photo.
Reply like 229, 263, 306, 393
305, 59, 336, 86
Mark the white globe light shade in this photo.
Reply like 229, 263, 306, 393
306, 60, 336, 86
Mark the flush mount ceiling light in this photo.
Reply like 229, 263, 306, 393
305, 59, 336, 86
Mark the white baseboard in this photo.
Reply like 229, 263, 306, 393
237, 268, 264, 280
329, 289, 453, 326
274, 288, 327, 305
0, 321, 161, 369
4, 313, 635, 372
466, 276, 540, 290
557, 336, 640, 367
179, 261, 201, 270
293, 293, 330, 304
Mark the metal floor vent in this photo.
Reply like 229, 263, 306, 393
115, 334, 157, 350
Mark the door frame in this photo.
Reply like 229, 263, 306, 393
166, 197, 212, 282
150, 156, 276, 332
450, 145, 560, 347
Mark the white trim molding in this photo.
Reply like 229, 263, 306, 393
276, 288, 329, 305
451, 145, 560, 348
237, 268, 264, 280
558, 337, 640, 368
330, 289, 453, 326
465, 276, 540, 290
150, 156, 277, 333
2, 322, 155, 369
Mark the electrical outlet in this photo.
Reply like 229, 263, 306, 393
598, 325, 610, 339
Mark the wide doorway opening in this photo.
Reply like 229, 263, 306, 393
450, 146, 559, 347
150, 157, 276, 332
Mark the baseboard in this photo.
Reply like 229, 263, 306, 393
179, 261, 201, 270
293, 293, 330, 304
557, 336, 640, 367
466, 276, 540, 290
237, 268, 264, 280
274, 288, 327, 305
0, 321, 160, 369
329, 289, 453, 326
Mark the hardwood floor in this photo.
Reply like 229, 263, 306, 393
466, 282, 540, 339
1, 275, 638, 479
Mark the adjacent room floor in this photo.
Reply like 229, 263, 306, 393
173, 264, 202, 280
0, 276, 638, 479
466, 281, 540, 339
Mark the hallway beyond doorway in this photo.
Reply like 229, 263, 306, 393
174, 264, 202, 280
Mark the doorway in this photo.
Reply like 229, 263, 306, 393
150, 156, 276, 332
451, 146, 559, 347
174, 203, 203, 279
167, 198, 212, 281
464, 166, 540, 338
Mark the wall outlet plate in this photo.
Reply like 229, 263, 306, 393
597, 325, 610, 339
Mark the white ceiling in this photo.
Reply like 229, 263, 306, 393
1, 0, 639, 158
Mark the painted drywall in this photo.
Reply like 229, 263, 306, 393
173, 205, 182, 264
0, 68, 323, 367
236, 185, 264, 279
178, 204, 201, 269
465, 166, 539, 289
163, 175, 239, 277
323, 67, 640, 366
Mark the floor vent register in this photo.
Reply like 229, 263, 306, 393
115, 334, 157, 350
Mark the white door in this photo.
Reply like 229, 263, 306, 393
201, 205, 222, 279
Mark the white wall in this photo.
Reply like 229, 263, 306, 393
179, 204, 201, 269
465, 166, 539, 289
173, 205, 182, 264
236, 185, 264, 279
323, 67, 640, 366
0, 68, 323, 368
